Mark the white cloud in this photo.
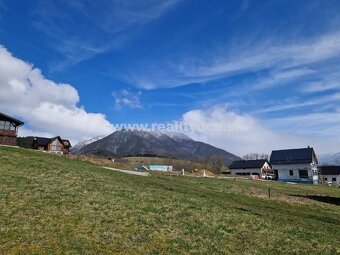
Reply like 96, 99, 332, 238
112, 89, 142, 109
250, 68, 315, 91
181, 105, 340, 156
18, 127, 54, 139
185, 32, 340, 80
301, 71, 340, 92
303, 81, 340, 92
228, 68, 316, 97
257, 93, 340, 113
131, 32, 340, 89
34, 0, 181, 69
267, 111, 340, 136
0, 46, 115, 143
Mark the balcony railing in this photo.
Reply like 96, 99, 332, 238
0, 129, 17, 137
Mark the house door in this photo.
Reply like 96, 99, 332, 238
298, 170, 308, 179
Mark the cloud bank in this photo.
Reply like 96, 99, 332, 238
0, 46, 115, 143
181, 105, 340, 156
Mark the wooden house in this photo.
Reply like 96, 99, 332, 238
61, 139, 72, 154
33, 136, 72, 154
0, 112, 24, 146
229, 159, 272, 178
270, 147, 318, 184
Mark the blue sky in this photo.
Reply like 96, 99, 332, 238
1, 0, 340, 155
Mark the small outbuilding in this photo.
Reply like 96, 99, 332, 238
0, 112, 24, 146
229, 159, 272, 178
319, 166, 340, 184
149, 165, 173, 171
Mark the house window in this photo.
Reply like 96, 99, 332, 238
289, 170, 294, 176
332, 177, 337, 182
4, 122, 11, 130
0, 121, 15, 131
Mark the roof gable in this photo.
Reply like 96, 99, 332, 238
230, 159, 270, 169
270, 147, 316, 165
35, 136, 63, 146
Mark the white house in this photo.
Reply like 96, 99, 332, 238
319, 166, 340, 184
270, 147, 318, 184
229, 159, 272, 178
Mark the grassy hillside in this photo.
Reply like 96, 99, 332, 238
0, 146, 339, 254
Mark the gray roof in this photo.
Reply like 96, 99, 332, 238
319, 166, 340, 175
229, 159, 270, 169
35, 136, 62, 146
270, 147, 317, 165
35, 137, 51, 146
0, 112, 24, 126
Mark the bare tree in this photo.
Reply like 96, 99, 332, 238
243, 153, 269, 160
199, 155, 224, 174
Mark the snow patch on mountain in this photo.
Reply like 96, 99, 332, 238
148, 131, 193, 141
73, 130, 241, 165
71, 135, 106, 152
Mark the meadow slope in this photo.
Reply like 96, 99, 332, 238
0, 146, 339, 254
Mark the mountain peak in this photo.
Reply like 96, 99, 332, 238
71, 135, 106, 153
318, 152, 340, 165
73, 130, 240, 165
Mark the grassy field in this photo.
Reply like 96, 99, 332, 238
0, 146, 339, 254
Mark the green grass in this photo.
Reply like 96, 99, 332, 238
0, 146, 339, 254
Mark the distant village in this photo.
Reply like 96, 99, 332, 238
1, 111, 339, 185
